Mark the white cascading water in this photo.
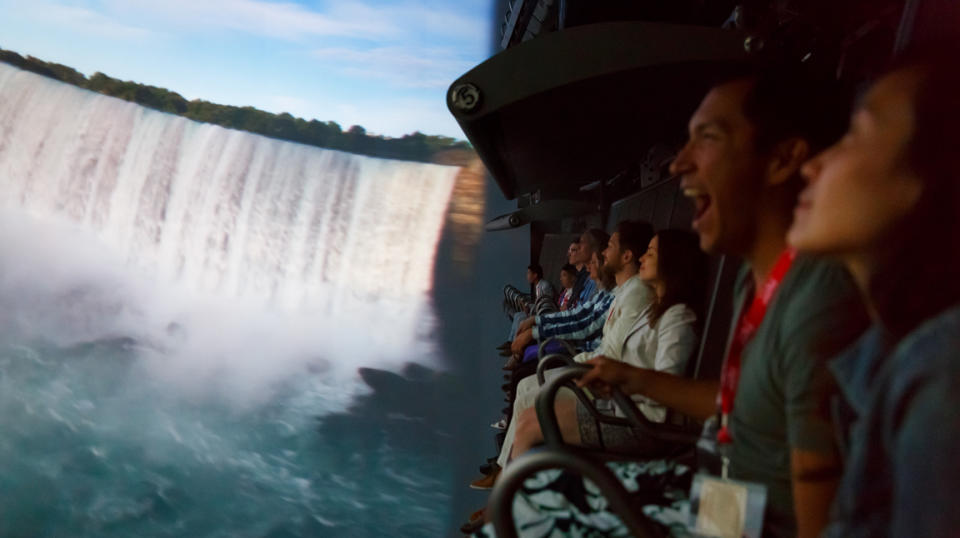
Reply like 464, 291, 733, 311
0, 63, 456, 312
0, 63, 462, 537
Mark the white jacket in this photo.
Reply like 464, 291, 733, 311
619, 303, 698, 422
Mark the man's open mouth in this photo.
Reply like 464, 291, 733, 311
683, 188, 712, 221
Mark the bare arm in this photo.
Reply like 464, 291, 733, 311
576, 356, 718, 421
510, 328, 534, 354
790, 449, 842, 538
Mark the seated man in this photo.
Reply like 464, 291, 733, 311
556, 263, 577, 310
475, 65, 869, 538
502, 264, 555, 347
567, 229, 606, 307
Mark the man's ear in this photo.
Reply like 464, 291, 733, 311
766, 138, 810, 186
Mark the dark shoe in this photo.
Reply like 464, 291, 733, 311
500, 382, 511, 392
496, 341, 511, 351
459, 508, 486, 534
499, 349, 512, 357
469, 466, 501, 490
478, 462, 494, 475
502, 355, 520, 370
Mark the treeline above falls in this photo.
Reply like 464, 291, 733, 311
0, 47, 471, 165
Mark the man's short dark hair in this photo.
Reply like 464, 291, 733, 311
560, 263, 577, 277
712, 62, 850, 155
527, 264, 544, 279
615, 220, 655, 265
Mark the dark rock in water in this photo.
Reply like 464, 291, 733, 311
399, 361, 433, 381
319, 364, 465, 457
66, 336, 140, 355
357, 367, 408, 393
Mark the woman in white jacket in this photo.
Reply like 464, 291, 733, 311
512, 229, 708, 456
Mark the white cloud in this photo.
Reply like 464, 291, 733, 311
0, 0, 488, 138
107, 0, 397, 40
325, 1, 484, 41
311, 46, 474, 89
103, 0, 485, 43
5, 1, 155, 40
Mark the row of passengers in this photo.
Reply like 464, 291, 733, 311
467, 222, 708, 516
500, 65, 865, 538
501, 231, 612, 369
478, 47, 960, 538
468, 229, 628, 498
477, 240, 616, 493
507, 227, 709, 461
498, 234, 605, 362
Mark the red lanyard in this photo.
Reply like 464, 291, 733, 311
716, 248, 797, 445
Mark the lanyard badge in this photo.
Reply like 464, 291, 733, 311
689, 249, 796, 538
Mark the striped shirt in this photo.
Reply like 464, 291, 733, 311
533, 289, 614, 346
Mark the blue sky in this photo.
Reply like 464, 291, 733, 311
0, 0, 493, 139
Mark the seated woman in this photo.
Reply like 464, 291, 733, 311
511, 229, 707, 459
785, 47, 960, 537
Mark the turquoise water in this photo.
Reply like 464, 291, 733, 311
0, 337, 452, 537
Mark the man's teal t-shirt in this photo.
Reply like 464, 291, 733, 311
726, 256, 868, 537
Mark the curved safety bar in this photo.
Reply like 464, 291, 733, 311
488, 448, 662, 538
535, 366, 632, 446
537, 336, 578, 359
537, 366, 700, 446
536, 353, 576, 385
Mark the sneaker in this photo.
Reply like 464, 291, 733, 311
490, 419, 507, 430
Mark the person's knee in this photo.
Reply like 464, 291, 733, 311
515, 407, 542, 441
555, 399, 581, 444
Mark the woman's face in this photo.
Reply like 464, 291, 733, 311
638, 235, 660, 284
587, 252, 601, 281
788, 69, 925, 258
559, 270, 575, 289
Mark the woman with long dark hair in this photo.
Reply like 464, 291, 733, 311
786, 46, 960, 536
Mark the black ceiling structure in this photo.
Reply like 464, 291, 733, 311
447, 21, 747, 202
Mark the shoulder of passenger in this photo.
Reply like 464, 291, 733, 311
890, 305, 960, 380
661, 303, 697, 324
778, 257, 862, 325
